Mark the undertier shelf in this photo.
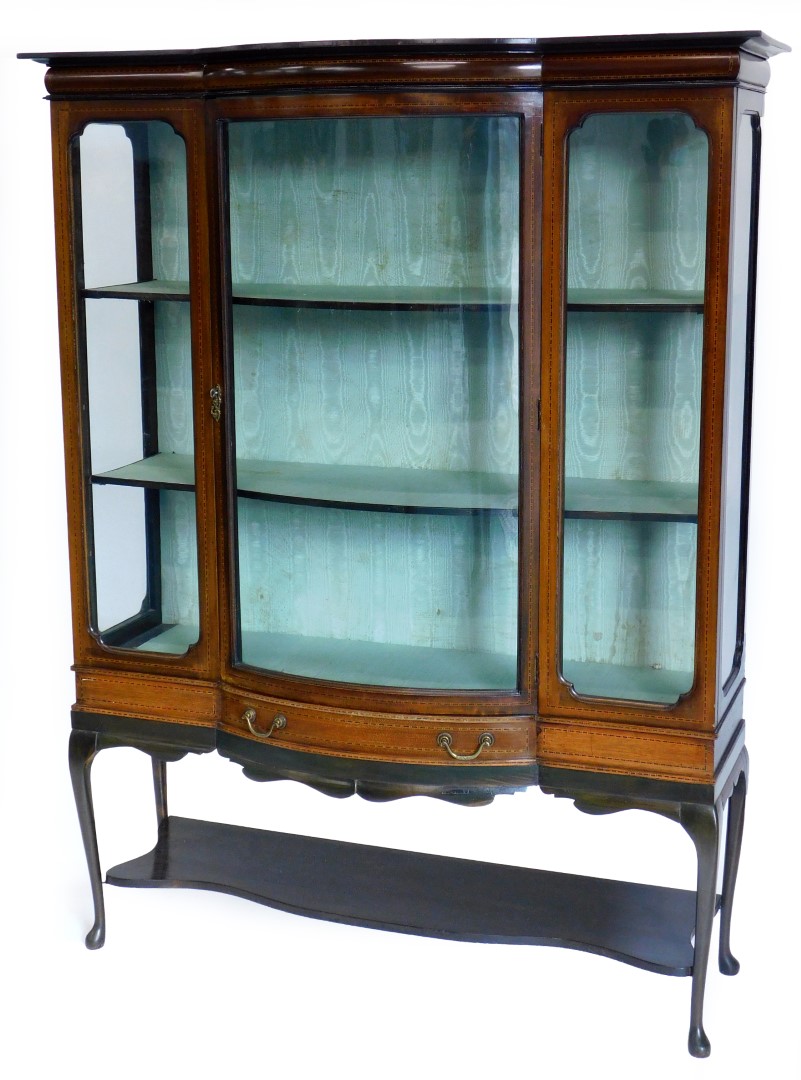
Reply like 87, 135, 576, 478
83, 279, 517, 310
562, 659, 694, 704
107, 815, 702, 976
93, 453, 519, 513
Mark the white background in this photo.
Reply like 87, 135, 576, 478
1, 2, 799, 1077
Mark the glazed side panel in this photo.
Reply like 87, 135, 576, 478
538, 86, 736, 781
50, 98, 221, 700
715, 87, 765, 736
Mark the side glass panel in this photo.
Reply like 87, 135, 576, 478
719, 113, 759, 694
226, 115, 520, 690
76, 122, 199, 654
561, 112, 708, 704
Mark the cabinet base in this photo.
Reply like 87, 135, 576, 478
107, 815, 705, 976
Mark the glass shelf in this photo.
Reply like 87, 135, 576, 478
562, 659, 694, 705
239, 630, 517, 690
93, 453, 518, 513
84, 278, 516, 311
567, 288, 704, 311
564, 478, 698, 522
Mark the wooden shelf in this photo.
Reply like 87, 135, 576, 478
94, 454, 518, 513
564, 477, 698, 522
240, 630, 517, 690
107, 815, 702, 976
82, 279, 517, 310
567, 288, 704, 312
562, 659, 694, 705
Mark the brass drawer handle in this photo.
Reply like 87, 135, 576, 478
437, 731, 494, 761
242, 708, 287, 740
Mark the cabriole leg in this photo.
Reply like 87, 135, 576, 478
152, 758, 168, 828
680, 802, 721, 1058
68, 729, 105, 950
719, 758, 748, 975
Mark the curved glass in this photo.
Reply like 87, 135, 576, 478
76, 121, 199, 654
561, 112, 708, 704
226, 114, 521, 690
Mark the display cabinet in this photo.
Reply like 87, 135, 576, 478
21, 30, 788, 1058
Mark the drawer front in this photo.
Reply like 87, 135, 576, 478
221, 690, 534, 766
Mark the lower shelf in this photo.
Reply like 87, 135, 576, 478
562, 659, 694, 704
107, 816, 701, 976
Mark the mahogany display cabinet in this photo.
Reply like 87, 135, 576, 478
22, 30, 788, 1058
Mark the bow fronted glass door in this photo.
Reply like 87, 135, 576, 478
223, 107, 524, 692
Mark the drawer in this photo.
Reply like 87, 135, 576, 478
221, 690, 534, 766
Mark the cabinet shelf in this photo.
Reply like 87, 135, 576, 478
93, 453, 195, 491
236, 460, 518, 513
567, 288, 704, 312
240, 630, 517, 690
94, 453, 518, 513
564, 478, 698, 522
83, 279, 191, 301
562, 659, 694, 705
231, 282, 516, 310
131, 621, 518, 689
83, 279, 517, 311
94, 458, 697, 521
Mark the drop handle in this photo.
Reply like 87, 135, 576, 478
242, 708, 287, 740
437, 731, 494, 760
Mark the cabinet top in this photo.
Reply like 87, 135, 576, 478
19, 31, 789, 99
19, 30, 789, 68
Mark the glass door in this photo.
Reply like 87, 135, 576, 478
560, 110, 708, 704
74, 120, 200, 654
224, 111, 522, 691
